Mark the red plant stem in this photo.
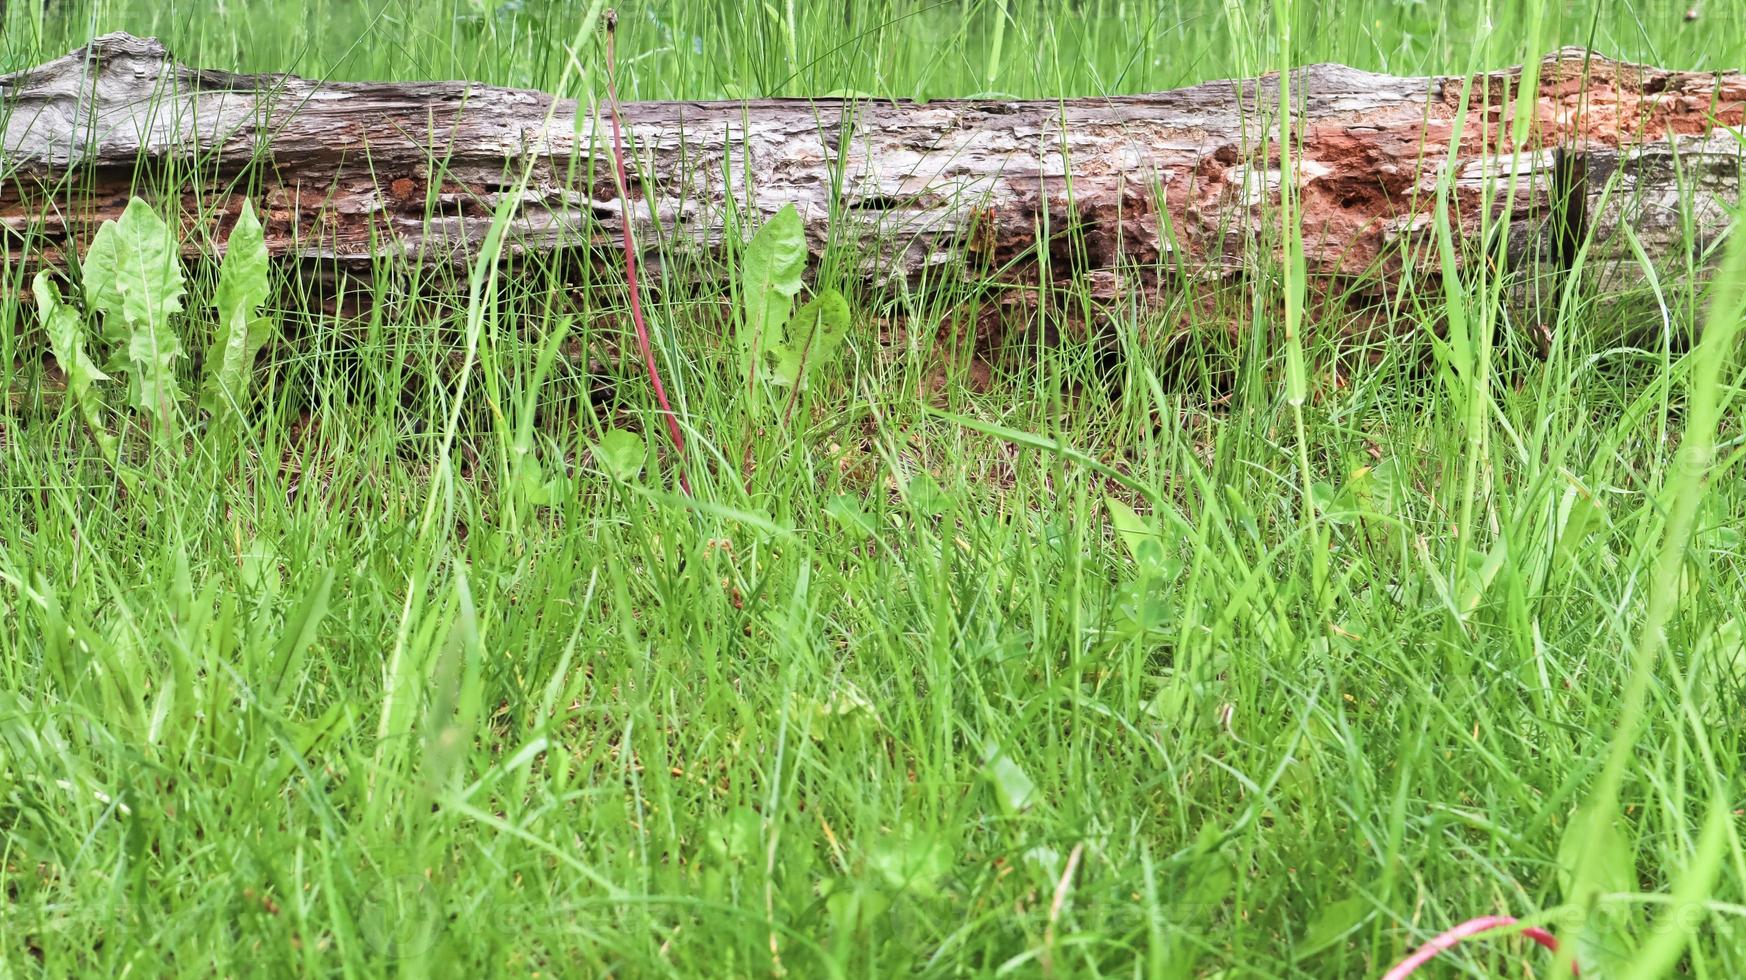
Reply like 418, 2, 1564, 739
1382, 915, 1574, 979
604, 14, 691, 496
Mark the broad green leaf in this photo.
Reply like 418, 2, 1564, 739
203, 199, 273, 414
1347, 458, 1412, 554
824, 493, 877, 537
107, 198, 188, 434
1221, 483, 1260, 542
792, 680, 880, 742
33, 272, 116, 462
1558, 804, 1635, 904
33, 273, 108, 385
868, 830, 953, 898
202, 315, 272, 415
215, 198, 271, 319
824, 881, 891, 934
512, 457, 566, 507
1144, 671, 1198, 725
237, 534, 283, 595
1105, 495, 1153, 564
1298, 894, 1369, 956
80, 221, 125, 346
1457, 536, 1509, 615
1351, 457, 1409, 518
903, 471, 951, 517
111, 197, 187, 329
739, 204, 807, 379
1553, 483, 1605, 565
767, 287, 850, 387
1022, 845, 1062, 878
1623, 796, 1729, 978
1701, 619, 1746, 693
705, 806, 763, 865
594, 428, 646, 481
981, 741, 1039, 814
1152, 842, 1233, 979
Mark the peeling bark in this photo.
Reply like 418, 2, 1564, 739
2, 34, 1743, 298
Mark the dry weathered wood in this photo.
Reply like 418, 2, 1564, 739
2, 34, 1743, 297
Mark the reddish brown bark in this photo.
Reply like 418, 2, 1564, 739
2, 34, 1742, 295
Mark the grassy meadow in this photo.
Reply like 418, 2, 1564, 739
4, 0, 1746, 976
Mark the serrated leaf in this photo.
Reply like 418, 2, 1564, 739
125, 322, 185, 434
35, 273, 108, 384
33, 272, 116, 462
111, 198, 186, 328
739, 204, 807, 381
594, 428, 646, 481
203, 199, 272, 414
106, 198, 188, 436
202, 313, 273, 415
215, 199, 271, 319
766, 287, 850, 387
81, 221, 124, 344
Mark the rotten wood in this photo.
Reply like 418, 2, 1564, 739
2, 33, 1744, 299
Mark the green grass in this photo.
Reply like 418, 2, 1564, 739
5, 0, 1746, 976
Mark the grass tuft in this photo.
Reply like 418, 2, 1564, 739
4, 1, 1745, 976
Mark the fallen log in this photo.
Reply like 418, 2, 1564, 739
2, 33, 1744, 300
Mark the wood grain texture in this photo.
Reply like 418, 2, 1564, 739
3, 34, 1743, 296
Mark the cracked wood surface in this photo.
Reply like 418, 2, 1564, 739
2, 33, 1744, 295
